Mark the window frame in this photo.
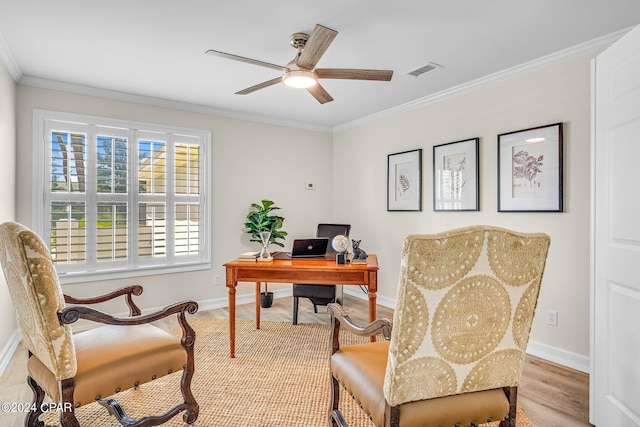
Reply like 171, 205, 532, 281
32, 109, 211, 284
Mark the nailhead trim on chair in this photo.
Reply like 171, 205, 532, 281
55, 374, 186, 408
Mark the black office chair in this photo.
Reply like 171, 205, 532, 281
292, 223, 351, 325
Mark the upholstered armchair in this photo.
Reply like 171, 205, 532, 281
328, 226, 550, 427
292, 223, 350, 325
0, 222, 199, 427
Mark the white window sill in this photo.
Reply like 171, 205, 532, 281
57, 261, 212, 285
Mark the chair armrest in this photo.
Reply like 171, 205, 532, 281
64, 285, 143, 316
59, 300, 199, 379
328, 303, 392, 354
58, 300, 198, 327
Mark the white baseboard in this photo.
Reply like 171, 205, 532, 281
0, 329, 21, 377
526, 340, 590, 374
342, 287, 396, 309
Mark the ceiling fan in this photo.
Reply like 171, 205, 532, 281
205, 24, 393, 104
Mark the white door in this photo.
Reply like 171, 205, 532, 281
592, 24, 640, 427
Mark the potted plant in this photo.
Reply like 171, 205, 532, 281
244, 199, 288, 308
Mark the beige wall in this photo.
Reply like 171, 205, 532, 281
15, 85, 334, 311
333, 54, 593, 366
0, 56, 17, 355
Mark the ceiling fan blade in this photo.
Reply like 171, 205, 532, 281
307, 83, 334, 104
236, 77, 282, 95
316, 68, 393, 81
296, 25, 338, 70
205, 49, 287, 72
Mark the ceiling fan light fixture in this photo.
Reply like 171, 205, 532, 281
282, 69, 317, 88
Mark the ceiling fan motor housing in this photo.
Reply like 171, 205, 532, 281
289, 32, 309, 49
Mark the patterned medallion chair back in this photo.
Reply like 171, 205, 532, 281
383, 225, 550, 406
0, 222, 77, 381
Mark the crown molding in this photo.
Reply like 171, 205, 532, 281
333, 27, 632, 133
17, 76, 332, 133
0, 30, 22, 81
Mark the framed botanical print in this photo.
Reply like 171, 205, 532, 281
433, 138, 479, 211
498, 123, 563, 212
387, 149, 422, 211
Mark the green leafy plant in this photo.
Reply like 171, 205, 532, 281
244, 199, 288, 248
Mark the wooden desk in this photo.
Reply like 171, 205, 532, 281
224, 254, 379, 357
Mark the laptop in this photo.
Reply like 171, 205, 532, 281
287, 238, 329, 258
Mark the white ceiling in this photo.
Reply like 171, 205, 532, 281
1, 1, 640, 131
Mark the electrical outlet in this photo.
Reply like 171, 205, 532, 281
546, 309, 558, 326
213, 275, 222, 286
305, 182, 315, 190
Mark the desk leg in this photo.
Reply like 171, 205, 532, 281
255, 282, 261, 329
227, 267, 237, 358
368, 271, 378, 342
368, 291, 378, 342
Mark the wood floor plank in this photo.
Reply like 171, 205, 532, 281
520, 355, 591, 426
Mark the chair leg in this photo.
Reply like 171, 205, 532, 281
180, 312, 199, 425
499, 386, 518, 427
59, 378, 80, 427
330, 375, 347, 427
180, 364, 199, 425
385, 405, 400, 427
25, 376, 44, 427
293, 297, 299, 325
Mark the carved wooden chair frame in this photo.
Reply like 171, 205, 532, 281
328, 304, 518, 427
26, 285, 199, 427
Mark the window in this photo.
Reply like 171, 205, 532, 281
33, 110, 211, 282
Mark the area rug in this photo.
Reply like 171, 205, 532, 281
43, 319, 534, 426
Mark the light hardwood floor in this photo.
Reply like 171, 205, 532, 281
0, 293, 591, 426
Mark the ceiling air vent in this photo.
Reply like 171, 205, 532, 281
406, 62, 443, 78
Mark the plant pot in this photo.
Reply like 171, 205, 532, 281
260, 291, 274, 308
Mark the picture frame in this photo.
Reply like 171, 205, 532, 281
433, 138, 479, 211
497, 122, 563, 212
387, 149, 422, 211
